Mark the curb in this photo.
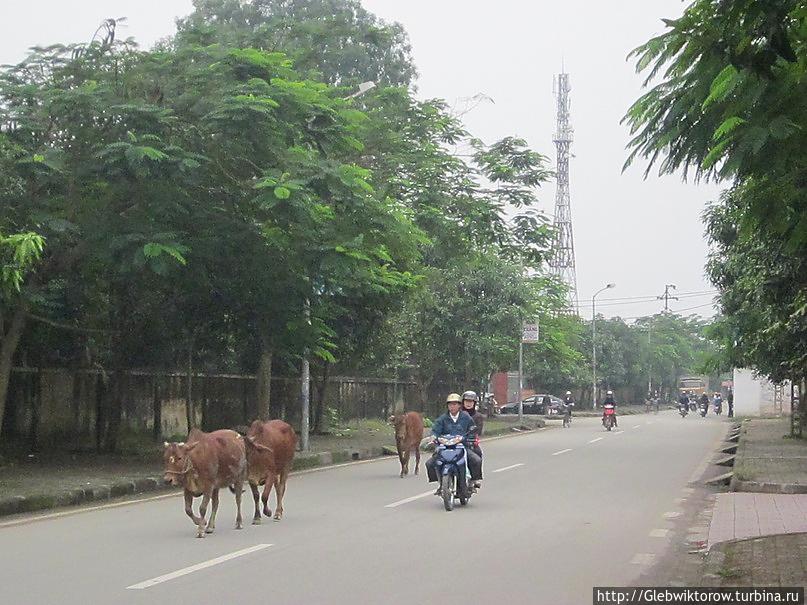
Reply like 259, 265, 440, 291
730, 478, 807, 494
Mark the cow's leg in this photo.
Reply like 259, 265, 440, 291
273, 468, 289, 520
396, 439, 405, 478
184, 490, 203, 531
206, 488, 219, 534
249, 481, 262, 525
414, 446, 421, 476
197, 491, 212, 538
262, 469, 277, 518
402, 448, 410, 476
233, 480, 243, 530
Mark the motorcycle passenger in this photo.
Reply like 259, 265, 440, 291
602, 390, 618, 428
563, 391, 575, 420
461, 390, 484, 489
426, 393, 480, 495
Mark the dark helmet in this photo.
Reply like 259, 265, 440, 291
462, 390, 478, 403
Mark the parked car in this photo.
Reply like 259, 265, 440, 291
499, 394, 564, 415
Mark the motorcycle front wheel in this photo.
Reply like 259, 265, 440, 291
441, 474, 454, 511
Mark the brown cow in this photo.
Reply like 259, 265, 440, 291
163, 428, 246, 538
388, 412, 424, 478
244, 419, 297, 523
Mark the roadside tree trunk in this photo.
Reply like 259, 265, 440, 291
185, 338, 194, 433
256, 342, 272, 420
0, 302, 28, 440
312, 361, 331, 434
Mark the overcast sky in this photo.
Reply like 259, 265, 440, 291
0, 0, 722, 320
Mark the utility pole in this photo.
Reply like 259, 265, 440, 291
658, 284, 678, 313
549, 72, 579, 313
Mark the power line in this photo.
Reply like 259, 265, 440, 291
617, 302, 717, 321
573, 290, 717, 307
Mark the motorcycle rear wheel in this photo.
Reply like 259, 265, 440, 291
441, 474, 453, 511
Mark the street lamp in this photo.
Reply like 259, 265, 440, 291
592, 283, 615, 409
345, 81, 376, 99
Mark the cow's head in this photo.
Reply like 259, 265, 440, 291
162, 441, 196, 486
388, 415, 406, 440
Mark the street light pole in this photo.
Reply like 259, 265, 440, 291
592, 283, 615, 409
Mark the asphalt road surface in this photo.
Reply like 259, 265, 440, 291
0, 411, 729, 605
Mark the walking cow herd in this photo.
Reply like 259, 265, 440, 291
163, 419, 297, 538
163, 412, 428, 538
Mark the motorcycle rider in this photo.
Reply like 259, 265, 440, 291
713, 392, 723, 414
602, 390, 618, 428
426, 393, 481, 495
563, 391, 575, 420
461, 390, 485, 489
699, 392, 710, 415
678, 391, 690, 413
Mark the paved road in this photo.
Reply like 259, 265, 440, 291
0, 411, 729, 605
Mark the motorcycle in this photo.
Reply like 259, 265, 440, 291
602, 404, 616, 431
713, 400, 723, 415
679, 403, 688, 418
699, 402, 709, 417
689, 400, 697, 412
434, 431, 474, 511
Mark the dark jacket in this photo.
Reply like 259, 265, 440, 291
464, 407, 486, 436
432, 410, 476, 441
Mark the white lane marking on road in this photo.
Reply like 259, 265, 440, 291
650, 529, 670, 538
588, 437, 603, 444
384, 491, 435, 508
633, 425, 641, 429
663, 511, 682, 519
492, 463, 524, 473
612, 430, 625, 435
630, 553, 657, 565
126, 544, 272, 590
539, 427, 548, 431
552, 449, 573, 456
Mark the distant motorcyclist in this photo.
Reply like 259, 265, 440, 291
678, 391, 690, 411
563, 391, 575, 417
426, 393, 480, 495
699, 392, 710, 415
713, 392, 723, 414
602, 390, 618, 428
461, 390, 485, 489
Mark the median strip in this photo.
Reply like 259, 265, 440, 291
127, 544, 272, 589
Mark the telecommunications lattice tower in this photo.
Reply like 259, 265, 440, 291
549, 72, 579, 313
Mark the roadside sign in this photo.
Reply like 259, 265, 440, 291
522, 322, 539, 343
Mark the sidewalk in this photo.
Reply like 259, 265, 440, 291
704, 417, 807, 587
0, 416, 543, 518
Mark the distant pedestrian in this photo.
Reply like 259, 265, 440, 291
727, 389, 734, 418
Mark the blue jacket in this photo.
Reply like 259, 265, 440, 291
431, 410, 476, 441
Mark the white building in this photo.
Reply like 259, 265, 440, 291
732, 368, 788, 417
